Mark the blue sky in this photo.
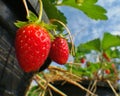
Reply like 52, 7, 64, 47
58, 0, 120, 46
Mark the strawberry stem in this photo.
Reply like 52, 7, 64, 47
50, 19, 75, 56
23, 0, 30, 19
36, 0, 43, 23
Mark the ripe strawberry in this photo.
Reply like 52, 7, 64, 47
80, 58, 86, 63
111, 63, 117, 74
49, 37, 69, 64
111, 63, 115, 68
15, 24, 51, 72
105, 69, 110, 74
102, 52, 111, 62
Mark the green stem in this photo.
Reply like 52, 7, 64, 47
36, 0, 43, 23
23, 0, 30, 18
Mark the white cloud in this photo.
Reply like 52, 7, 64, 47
97, 0, 116, 7
111, 31, 120, 35
107, 6, 120, 18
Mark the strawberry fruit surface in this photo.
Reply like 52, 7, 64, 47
49, 37, 69, 64
80, 58, 86, 64
15, 24, 51, 72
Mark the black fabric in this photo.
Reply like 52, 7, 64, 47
0, 0, 51, 96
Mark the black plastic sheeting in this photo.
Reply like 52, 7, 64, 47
51, 80, 119, 96
0, 0, 49, 96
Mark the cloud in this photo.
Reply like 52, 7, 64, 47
107, 6, 120, 18
97, 0, 116, 7
111, 31, 120, 35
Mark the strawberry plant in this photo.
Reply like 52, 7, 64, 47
26, 32, 120, 96
14, 0, 56, 72
13, 0, 120, 96
70, 32, 120, 79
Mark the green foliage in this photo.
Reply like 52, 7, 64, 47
71, 32, 120, 79
42, 0, 67, 31
14, 11, 38, 28
60, 0, 108, 20
74, 45, 90, 62
43, 0, 108, 31
66, 62, 101, 78
77, 32, 120, 53
28, 86, 41, 96
27, 10, 38, 22
79, 38, 101, 52
106, 47, 120, 58
102, 32, 120, 50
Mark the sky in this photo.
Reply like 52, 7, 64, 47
58, 0, 120, 46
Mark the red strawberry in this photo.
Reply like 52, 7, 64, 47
111, 63, 117, 74
15, 24, 51, 72
49, 37, 69, 64
80, 58, 86, 63
102, 52, 111, 62
105, 69, 110, 74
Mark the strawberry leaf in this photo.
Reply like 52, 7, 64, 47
75, 0, 84, 4
79, 38, 101, 52
60, 0, 108, 20
102, 32, 120, 50
42, 0, 67, 31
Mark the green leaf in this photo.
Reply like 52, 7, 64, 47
75, 0, 84, 5
28, 86, 40, 96
83, 0, 97, 4
80, 4, 108, 20
61, 0, 108, 20
14, 21, 28, 28
87, 62, 100, 72
74, 46, 90, 62
27, 10, 38, 22
102, 32, 120, 50
66, 64, 87, 76
106, 47, 120, 58
42, 0, 67, 31
79, 38, 101, 52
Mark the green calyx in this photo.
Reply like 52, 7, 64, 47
14, 0, 56, 31
14, 10, 56, 31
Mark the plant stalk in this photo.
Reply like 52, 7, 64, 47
22, 0, 30, 19
36, 0, 43, 23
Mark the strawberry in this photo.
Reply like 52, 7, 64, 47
49, 37, 69, 64
15, 24, 51, 72
14, 0, 57, 72
80, 58, 86, 63
102, 52, 111, 62
105, 69, 110, 74
111, 63, 117, 74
